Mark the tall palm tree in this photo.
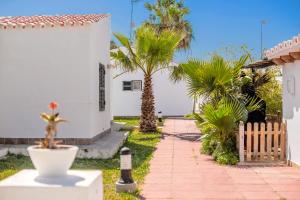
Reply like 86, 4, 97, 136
111, 26, 182, 132
144, 0, 193, 50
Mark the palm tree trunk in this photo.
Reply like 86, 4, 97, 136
140, 74, 157, 132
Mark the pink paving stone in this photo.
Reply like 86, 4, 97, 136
140, 119, 300, 200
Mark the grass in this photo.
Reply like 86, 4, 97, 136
114, 117, 140, 127
184, 113, 196, 119
114, 117, 165, 127
0, 128, 161, 200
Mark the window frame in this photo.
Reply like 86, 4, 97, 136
131, 80, 142, 91
122, 81, 132, 91
99, 63, 106, 111
122, 80, 142, 91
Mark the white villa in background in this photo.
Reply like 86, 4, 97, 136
265, 34, 300, 166
0, 14, 112, 145
111, 47, 193, 117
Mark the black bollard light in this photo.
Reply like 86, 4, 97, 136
157, 111, 164, 126
116, 147, 136, 193
158, 111, 163, 122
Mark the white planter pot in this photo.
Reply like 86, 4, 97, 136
27, 145, 78, 177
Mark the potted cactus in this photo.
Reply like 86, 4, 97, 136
27, 102, 78, 177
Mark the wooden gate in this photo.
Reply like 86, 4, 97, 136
238, 121, 286, 162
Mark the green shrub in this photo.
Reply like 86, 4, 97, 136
215, 151, 239, 165
201, 134, 218, 155
257, 69, 282, 116
212, 143, 239, 165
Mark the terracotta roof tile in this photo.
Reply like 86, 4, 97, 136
265, 34, 300, 59
0, 14, 108, 29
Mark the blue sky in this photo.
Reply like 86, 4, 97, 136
1, 0, 299, 62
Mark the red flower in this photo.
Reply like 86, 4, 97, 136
49, 101, 58, 110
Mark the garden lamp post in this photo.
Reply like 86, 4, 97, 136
158, 111, 163, 122
157, 111, 164, 126
116, 147, 136, 193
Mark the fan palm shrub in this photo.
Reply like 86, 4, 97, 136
178, 54, 265, 164
178, 55, 248, 104
111, 26, 182, 132
198, 98, 253, 165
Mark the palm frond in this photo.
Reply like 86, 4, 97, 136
243, 95, 263, 112
113, 33, 131, 48
169, 64, 185, 82
221, 96, 248, 122
112, 26, 182, 76
134, 26, 182, 75
110, 50, 135, 72
144, 0, 193, 50
193, 112, 205, 123
201, 103, 237, 135
180, 56, 239, 98
232, 54, 249, 78
253, 73, 271, 89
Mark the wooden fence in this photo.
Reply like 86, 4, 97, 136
238, 121, 286, 162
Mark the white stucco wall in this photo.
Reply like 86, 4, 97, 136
112, 67, 193, 116
88, 17, 112, 138
0, 17, 111, 139
282, 60, 300, 165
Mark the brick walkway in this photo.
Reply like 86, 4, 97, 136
140, 119, 300, 200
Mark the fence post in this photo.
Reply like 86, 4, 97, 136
280, 122, 286, 161
253, 123, 259, 160
246, 123, 252, 161
239, 121, 244, 163
267, 123, 272, 160
260, 123, 265, 160
274, 123, 279, 160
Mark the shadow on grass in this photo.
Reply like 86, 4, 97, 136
136, 134, 162, 141
73, 130, 160, 170
72, 142, 157, 170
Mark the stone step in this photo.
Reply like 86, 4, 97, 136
77, 131, 129, 159
111, 121, 134, 131
0, 130, 129, 159
0, 148, 8, 159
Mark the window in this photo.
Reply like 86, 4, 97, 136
123, 81, 132, 91
122, 80, 142, 91
99, 63, 105, 111
132, 80, 142, 90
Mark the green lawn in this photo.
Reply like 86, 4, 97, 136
0, 129, 161, 200
114, 117, 165, 128
114, 117, 140, 127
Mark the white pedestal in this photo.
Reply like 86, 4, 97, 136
0, 170, 103, 200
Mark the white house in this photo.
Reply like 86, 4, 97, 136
111, 47, 193, 117
265, 34, 300, 166
0, 14, 112, 145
